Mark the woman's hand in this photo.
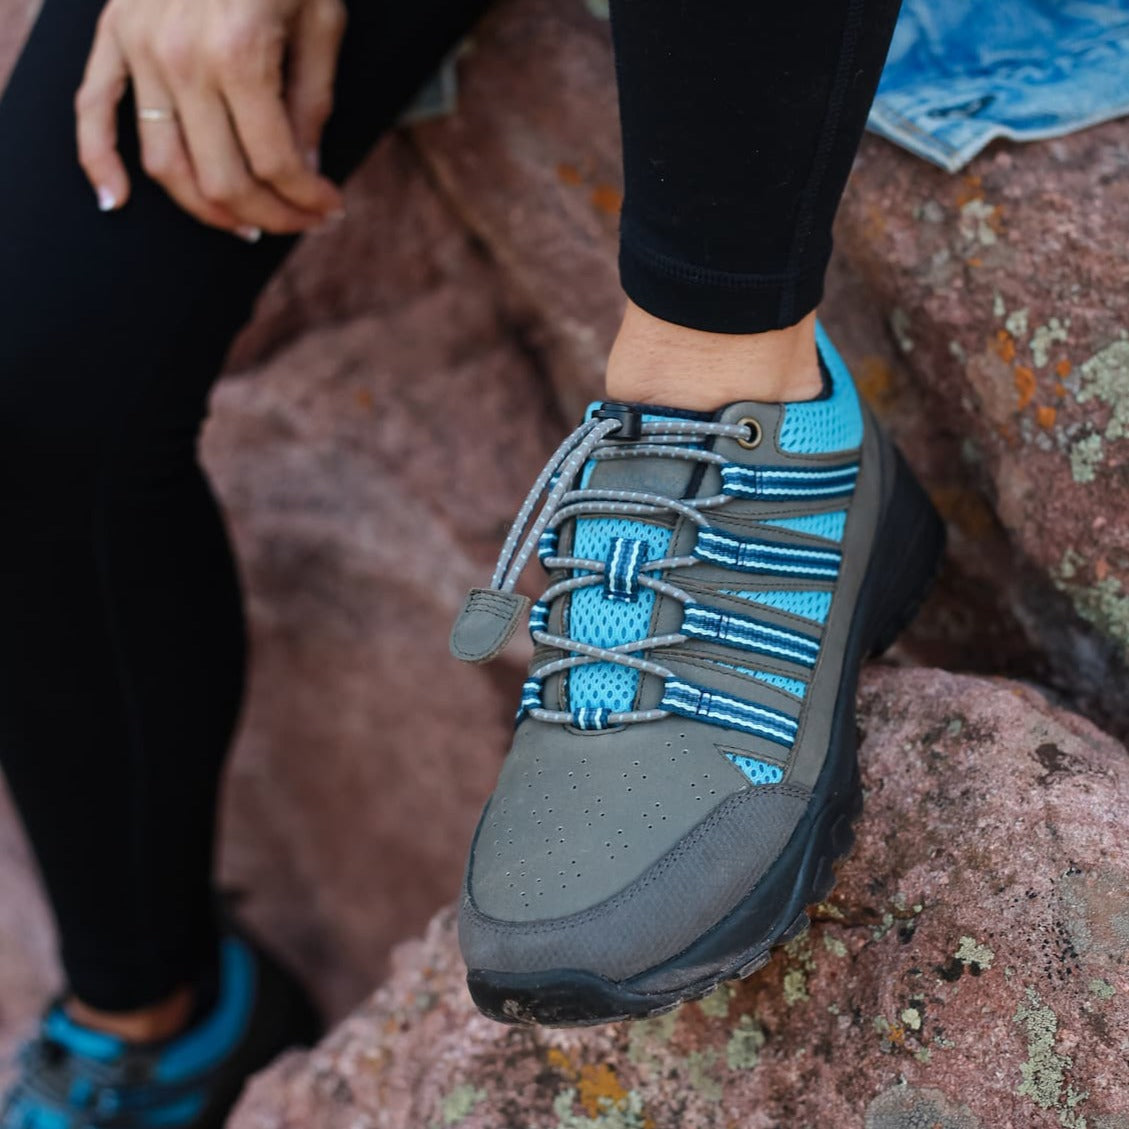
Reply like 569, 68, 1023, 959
75, 0, 347, 239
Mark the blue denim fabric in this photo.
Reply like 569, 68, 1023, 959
868, 0, 1129, 170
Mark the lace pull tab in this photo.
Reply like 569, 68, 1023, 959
450, 588, 531, 664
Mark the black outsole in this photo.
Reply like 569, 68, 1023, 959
467, 445, 946, 1026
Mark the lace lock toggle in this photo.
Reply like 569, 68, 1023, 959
594, 402, 643, 440
450, 588, 531, 663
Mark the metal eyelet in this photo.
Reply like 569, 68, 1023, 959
736, 416, 763, 450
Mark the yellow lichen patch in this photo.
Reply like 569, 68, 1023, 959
1054, 381, 1067, 398
1056, 358, 1073, 379
1014, 365, 1036, 410
966, 256, 983, 267
955, 174, 983, 208
861, 200, 888, 242
556, 162, 583, 186
590, 184, 623, 216
810, 900, 846, 921
996, 420, 1021, 448
993, 329, 1017, 364
854, 355, 895, 407
547, 1047, 578, 1080
1036, 405, 1057, 430
930, 486, 995, 540
576, 1063, 630, 1117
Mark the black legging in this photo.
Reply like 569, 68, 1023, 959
0, 0, 901, 1011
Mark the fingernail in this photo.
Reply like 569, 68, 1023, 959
311, 208, 347, 237
306, 147, 320, 173
97, 186, 117, 212
236, 225, 262, 243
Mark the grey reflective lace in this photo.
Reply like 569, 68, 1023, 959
486, 414, 753, 727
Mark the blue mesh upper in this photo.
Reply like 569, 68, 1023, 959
759, 510, 847, 542
778, 323, 863, 454
722, 589, 832, 624
752, 671, 808, 698
726, 753, 785, 786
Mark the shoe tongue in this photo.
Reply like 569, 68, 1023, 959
42, 1008, 125, 1063
582, 400, 717, 501
565, 402, 716, 716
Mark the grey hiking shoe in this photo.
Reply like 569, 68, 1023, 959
451, 323, 945, 1026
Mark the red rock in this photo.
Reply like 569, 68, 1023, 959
230, 667, 1129, 1129
820, 252, 1044, 684
410, 0, 624, 420
206, 165, 563, 1015
0, 0, 37, 89
226, 136, 475, 373
835, 124, 1129, 734
0, 785, 56, 1084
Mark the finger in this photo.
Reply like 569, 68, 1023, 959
129, 57, 250, 237
286, 0, 347, 171
75, 12, 131, 211
215, 12, 343, 215
173, 83, 326, 234
224, 80, 343, 215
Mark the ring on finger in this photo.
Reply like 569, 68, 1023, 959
138, 106, 178, 122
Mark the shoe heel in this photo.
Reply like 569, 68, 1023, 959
864, 447, 946, 657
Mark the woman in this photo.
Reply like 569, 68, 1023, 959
0, 0, 941, 1122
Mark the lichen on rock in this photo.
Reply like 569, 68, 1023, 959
865, 1084, 981, 1129
552, 1088, 648, 1129
725, 1015, 766, 1071
227, 669, 1129, 1129
954, 936, 995, 971
1013, 987, 1088, 1125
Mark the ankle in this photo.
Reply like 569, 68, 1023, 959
65, 984, 196, 1044
605, 301, 823, 411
